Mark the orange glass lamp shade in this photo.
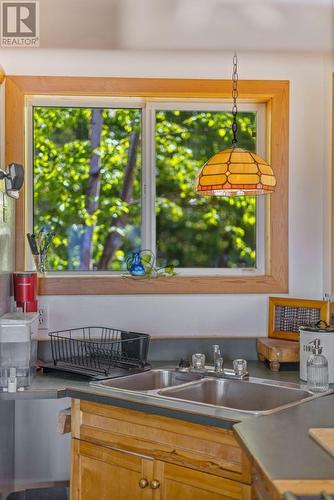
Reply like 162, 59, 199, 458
195, 147, 276, 196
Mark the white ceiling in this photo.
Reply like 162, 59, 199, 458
37, 0, 333, 52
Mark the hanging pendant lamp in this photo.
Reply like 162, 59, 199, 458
195, 54, 276, 197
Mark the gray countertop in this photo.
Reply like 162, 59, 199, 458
234, 393, 334, 481
1, 361, 333, 483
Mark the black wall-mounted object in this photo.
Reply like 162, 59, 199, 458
0, 163, 24, 199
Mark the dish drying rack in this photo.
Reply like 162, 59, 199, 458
48, 326, 150, 379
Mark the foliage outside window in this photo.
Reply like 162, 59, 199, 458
34, 107, 141, 271
155, 109, 257, 269
33, 102, 259, 273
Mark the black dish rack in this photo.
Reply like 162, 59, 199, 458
49, 327, 150, 379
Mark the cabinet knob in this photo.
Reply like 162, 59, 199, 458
139, 478, 149, 489
150, 480, 160, 490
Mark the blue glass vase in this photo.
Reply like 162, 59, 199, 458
127, 252, 146, 276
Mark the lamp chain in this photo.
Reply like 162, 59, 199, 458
231, 53, 238, 146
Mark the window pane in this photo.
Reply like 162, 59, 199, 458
33, 107, 142, 271
155, 110, 257, 268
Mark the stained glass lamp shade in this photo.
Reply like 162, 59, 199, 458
195, 147, 276, 197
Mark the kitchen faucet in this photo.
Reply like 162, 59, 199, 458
177, 347, 249, 380
212, 344, 224, 372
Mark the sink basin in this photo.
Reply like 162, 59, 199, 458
94, 369, 203, 391
158, 378, 318, 415
91, 369, 331, 415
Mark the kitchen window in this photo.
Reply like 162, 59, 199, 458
27, 97, 265, 276
6, 76, 288, 294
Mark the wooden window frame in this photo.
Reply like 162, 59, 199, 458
332, 74, 334, 296
6, 76, 289, 295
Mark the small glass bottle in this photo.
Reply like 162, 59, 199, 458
307, 338, 329, 392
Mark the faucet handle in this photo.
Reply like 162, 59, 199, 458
233, 359, 248, 376
192, 353, 206, 370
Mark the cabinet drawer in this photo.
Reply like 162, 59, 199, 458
72, 399, 251, 484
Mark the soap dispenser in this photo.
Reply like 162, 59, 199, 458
307, 338, 329, 392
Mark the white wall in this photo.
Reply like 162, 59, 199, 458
1, 49, 332, 338
11, 0, 334, 52
14, 399, 71, 485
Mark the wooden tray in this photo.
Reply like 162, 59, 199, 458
256, 338, 299, 372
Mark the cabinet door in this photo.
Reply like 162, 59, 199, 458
155, 461, 251, 500
71, 439, 154, 500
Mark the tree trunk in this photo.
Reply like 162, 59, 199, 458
98, 131, 139, 270
79, 109, 103, 270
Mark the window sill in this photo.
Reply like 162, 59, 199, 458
38, 274, 288, 295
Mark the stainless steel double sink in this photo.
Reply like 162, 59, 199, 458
91, 369, 332, 415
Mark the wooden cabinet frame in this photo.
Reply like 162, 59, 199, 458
5, 76, 289, 295
70, 399, 252, 500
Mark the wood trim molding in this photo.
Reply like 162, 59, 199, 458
273, 479, 334, 496
8, 76, 288, 99
6, 78, 25, 267
0, 66, 5, 84
332, 74, 334, 294
38, 274, 285, 295
5, 76, 289, 295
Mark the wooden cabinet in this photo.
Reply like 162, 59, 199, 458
155, 461, 251, 500
71, 439, 154, 500
71, 441, 250, 500
70, 399, 252, 500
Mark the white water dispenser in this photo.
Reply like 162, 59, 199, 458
0, 312, 38, 392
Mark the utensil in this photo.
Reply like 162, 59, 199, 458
26, 233, 39, 255
26, 230, 54, 273
26, 233, 41, 272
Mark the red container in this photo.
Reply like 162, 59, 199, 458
13, 272, 38, 312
